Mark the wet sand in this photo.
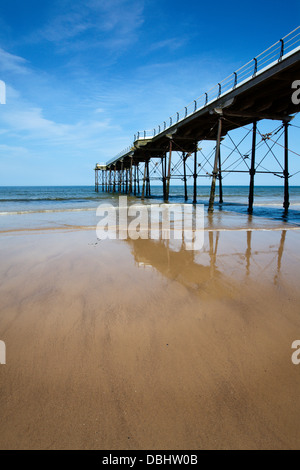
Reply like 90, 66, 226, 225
0, 228, 300, 449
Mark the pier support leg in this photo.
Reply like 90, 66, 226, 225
106, 169, 108, 192
113, 166, 116, 193
183, 153, 188, 202
283, 121, 290, 212
248, 121, 257, 214
134, 165, 137, 196
162, 155, 166, 200
102, 170, 105, 192
109, 169, 112, 193
120, 162, 123, 192
137, 163, 140, 194
146, 160, 151, 197
208, 118, 223, 213
125, 169, 128, 194
193, 147, 197, 204
141, 161, 147, 200
145, 161, 149, 197
166, 139, 173, 202
218, 148, 223, 204
95, 169, 99, 192
129, 157, 133, 195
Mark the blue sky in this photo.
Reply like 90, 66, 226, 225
0, 0, 299, 185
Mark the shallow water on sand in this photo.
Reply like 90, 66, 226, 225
0, 186, 300, 233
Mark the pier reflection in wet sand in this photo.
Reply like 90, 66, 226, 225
126, 228, 290, 295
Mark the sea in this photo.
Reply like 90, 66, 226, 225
0, 185, 300, 232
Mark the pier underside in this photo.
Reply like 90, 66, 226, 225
95, 31, 300, 213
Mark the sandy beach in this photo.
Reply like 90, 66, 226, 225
0, 0, 299, 452
0, 225, 300, 450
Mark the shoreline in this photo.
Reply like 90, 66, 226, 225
1, 225, 300, 235
1, 205, 300, 235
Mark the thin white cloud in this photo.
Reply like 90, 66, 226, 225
1, 106, 120, 144
41, 12, 92, 43
34, 0, 144, 54
0, 144, 30, 155
148, 37, 188, 52
0, 48, 30, 75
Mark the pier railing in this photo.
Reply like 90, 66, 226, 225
106, 146, 133, 166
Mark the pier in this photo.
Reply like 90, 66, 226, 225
95, 27, 300, 212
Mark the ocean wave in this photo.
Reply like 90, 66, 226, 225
1, 225, 300, 235
0, 203, 176, 216
0, 196, 103, 202
0, 208, 97, 216
1, 202, 300, 217
253, 203, 300, 207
